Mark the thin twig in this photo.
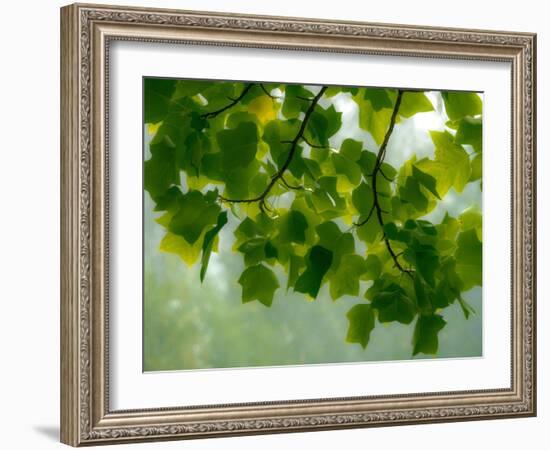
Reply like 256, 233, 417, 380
200, 83, 255, 118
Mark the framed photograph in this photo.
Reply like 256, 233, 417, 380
60, 3, 536, 446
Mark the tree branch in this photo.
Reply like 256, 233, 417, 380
200, 83, 255, 118
219, 86, 328, 213
356, 89, 412, 277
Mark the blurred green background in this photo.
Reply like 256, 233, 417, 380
143, 88, 483, 372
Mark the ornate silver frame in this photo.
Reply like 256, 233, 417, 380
60, 3, 536, 446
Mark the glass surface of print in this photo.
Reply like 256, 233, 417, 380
143, 78, 483, 371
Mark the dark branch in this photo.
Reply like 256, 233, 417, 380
356, 89, 412, 277
201, 83, 255, 118
219, 86, 328, 211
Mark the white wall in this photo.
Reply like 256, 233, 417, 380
0, 0, 545, 448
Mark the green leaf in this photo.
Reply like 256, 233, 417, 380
371, 283, 416, 324
470, 154, 482, 182
357, 150, 377, 177
249, 172, 270, 198
303, 158, 323, 181
200, 153, 223, 182
176, 131, 211, 177
199, 82, 242, 111
144, 78, 176, 124
173, 79, 212, 98
234, 217, 262, 245
238, 238, 269, 266
459, 206, 482, 241
457, 296, 476, 319
346, 304, 375, 349
438, 214, 460, 242
329, 254, 367, 300
399, 92, 434, 118
144, 140, 178, 199
354, 90, 394, 145
332, 152, 362, 187
455, 229, 482, 290
433, 257, 463, 309
364, 88, 393, 110
352, 182, 374, 215
223, 160, 262, 198
430, 131, 471, 193
159, 231, 203, 266
225, 110, 259, 129
414, 159, 453, 199
289, 197, 321, 243
311, 177, 346, 213
340, 138, 363, 161
200, 212, 228, 282
412, 314, 447, 355
442, 91, 482, 121
356, 211, 383, 244
363, 254, 382, 280
262, 119, 301, 166
416, 220, 437, 236
282, 85, 314, 119
413, 273, 432, 314
307, 105, 342, 146
399, 177, 428, 211
216, 121, 258, 172
294, 246, 333, 299
153, 186, 183, 213
383, 222, 410, 243
455, 117, 482, 153
287, 254, 305, 290
405, 241, 439, 287
168, 190, 221, 244
264, 241, 278, 259
412, 165, 441, 199
315, 222, 355, 270
238, 264, 280, 307
279, 210, 308, 244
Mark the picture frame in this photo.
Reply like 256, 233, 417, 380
60, 2, 536, 446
